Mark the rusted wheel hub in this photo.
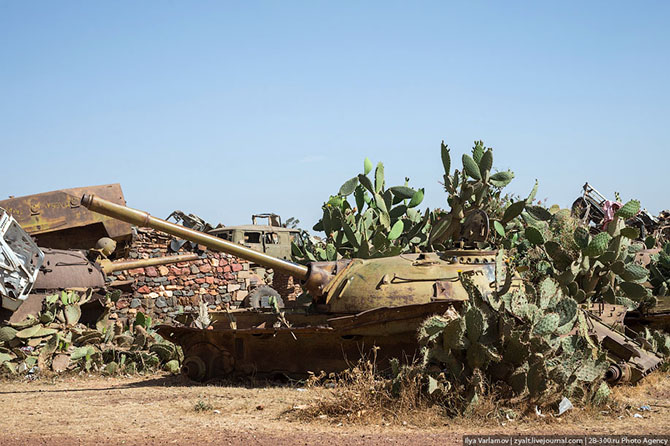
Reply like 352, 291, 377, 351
182, 356, 207, 381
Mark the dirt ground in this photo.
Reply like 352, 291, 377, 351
0, 372, 669, 446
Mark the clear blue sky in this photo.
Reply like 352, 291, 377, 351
2, 1, 668, 230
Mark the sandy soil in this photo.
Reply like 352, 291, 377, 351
0, 373, 669, 445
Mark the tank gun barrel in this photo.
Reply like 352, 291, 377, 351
81, 194, 310, 281
100, 253, 199, 274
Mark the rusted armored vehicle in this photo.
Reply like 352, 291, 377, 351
1, 205, 199, 322
0, 184, 132, 254
81, 194, 664, 384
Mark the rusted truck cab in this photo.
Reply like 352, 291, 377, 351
208, 214, 300, 261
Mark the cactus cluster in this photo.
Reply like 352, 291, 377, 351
0, 290, 180, 377
418, 272, 609, 413
647, 242, 670, 298
522, 199, 655, 310
430, 141, 528, 248
638, 326, 670, 357
292, 157, 429, 260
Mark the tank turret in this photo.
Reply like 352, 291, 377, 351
32, 250, 200, 290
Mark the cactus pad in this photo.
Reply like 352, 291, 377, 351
466, 343, 489, 369
615, 200, 640, 220
621, 264, 648, 282
489, 170, 514, 187
533, 313, 560, 336
465, 306, 486, 342
545, 241, 573, 271
503, 337, 529, 365
555, 299, 578, 326
539, 278, 558, 309
442, 318, 466, 350
592, 382, 610, 405
575, 358, 607, 382
525, 226, 545, 246
462, 154, 482, 180
584, 232, 611, 257
619, 281, 649, 300
15, 325, 42, 339
0, 327, 17, 342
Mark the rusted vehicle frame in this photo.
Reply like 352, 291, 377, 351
0, 184, 132, 252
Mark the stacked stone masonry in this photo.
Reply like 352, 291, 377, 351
107, 227, 288, 323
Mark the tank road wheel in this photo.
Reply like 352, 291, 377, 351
182, 356, 207, 381
242, 285, 284, 309
181, 343, 234, 382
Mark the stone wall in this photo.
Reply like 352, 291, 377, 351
107, 228, 266, 323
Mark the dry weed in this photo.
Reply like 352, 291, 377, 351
290, 354, 444, 426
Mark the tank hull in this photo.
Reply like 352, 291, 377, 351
158, 301, 461, 380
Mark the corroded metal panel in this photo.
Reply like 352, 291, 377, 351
0, 184, 132, 251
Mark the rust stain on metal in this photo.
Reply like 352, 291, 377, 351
0, 184, 132, 251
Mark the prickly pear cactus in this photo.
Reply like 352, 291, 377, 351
0, 290, 181, 377
292, 157, 430, 261
429, 140, 529, 250
419, 271, 609, 414
522, 198, 653, 311
647, 242, 670, 298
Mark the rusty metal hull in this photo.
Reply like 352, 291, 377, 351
158, 301, 461, 380
0, 185, 132, 252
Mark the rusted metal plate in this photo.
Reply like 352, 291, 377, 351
33, 248, 105, 290
7, 294, 46, 324
625, 295, 670, 331
0, 184, 132, 251
327, 301, 460, 331
634, 248, 660, 267
584, 302, 627, 328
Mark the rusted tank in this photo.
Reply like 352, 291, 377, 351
81, 194, 501, 380
3, 244, 199, 323
81, 194, 663, 383
0, 184, 132, 253
32, 251, 200, 291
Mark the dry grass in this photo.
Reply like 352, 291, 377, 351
288, 354, 445, 427
288, 358, 670, 428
